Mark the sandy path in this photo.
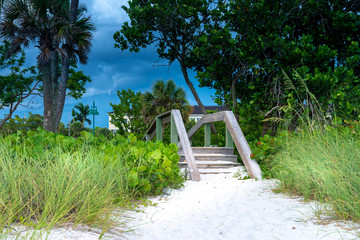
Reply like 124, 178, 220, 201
9, 173, 360, 239
121, 175, 359, 240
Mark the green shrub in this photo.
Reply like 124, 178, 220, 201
250, 132, 287, 178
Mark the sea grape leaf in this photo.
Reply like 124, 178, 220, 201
150, 149, 162, 160
128, 172, 139, 187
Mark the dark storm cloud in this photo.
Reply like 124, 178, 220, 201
0, 0, 216, 128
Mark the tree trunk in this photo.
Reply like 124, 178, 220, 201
231, 77, 239, 120
55, 54, 70, 131
42, 61, 56, 132
54, 0, 79, 132
0, 101, 19, 129
69, 0, 79, 23
180, 63, 217, 134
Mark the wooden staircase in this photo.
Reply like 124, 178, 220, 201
144, 110, 262, 181
178, 147, 241, 175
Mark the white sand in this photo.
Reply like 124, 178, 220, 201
8, 171, 360, 240
121, 173, 359, 240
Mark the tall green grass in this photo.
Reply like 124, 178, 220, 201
0, 145, 126, 238
272, 125, 360, 221
0, 130, 184, 238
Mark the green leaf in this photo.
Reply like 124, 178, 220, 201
138, 165, 147, 172
150, 149, 162, 160
162, 156, 172, 168
128, 172, 139, 188
139, 179, 151, 192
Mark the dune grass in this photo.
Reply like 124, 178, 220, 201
0, 130, 184, 239
0, 145, 127, 238
272, 125, 360, 222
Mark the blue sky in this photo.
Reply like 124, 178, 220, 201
0, 0, 216, 128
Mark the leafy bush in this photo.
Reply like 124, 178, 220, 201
0, 129, 184, 237
0, 113, 43, 136
250, 132, 287, 178
95, 126, 113, 139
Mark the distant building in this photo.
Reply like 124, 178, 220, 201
107, 105, 227, 131
107, 113, 130, 134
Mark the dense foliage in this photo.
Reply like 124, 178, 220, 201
0, 113, 43, 135
110, 89, 148, 138
195, 0, 360, 137
141, 80, 192, 124
111, 80, 192, 137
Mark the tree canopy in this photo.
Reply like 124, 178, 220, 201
110, 89, 148, 138
0, 0, 95, 132
141, 79, 192, 124
114, 0, 216, 117
191, 0, 360, 137
72, 103, 91, 127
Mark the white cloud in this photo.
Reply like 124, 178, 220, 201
90, 0, 129, 25
83, 87, 112, 98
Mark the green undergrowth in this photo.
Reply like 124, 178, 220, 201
0, 129, 184, 238
271, 122, 360, 222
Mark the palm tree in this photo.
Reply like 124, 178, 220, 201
72, 103, 91, 127
141, 79, 192, 124
0, 0, 95, 132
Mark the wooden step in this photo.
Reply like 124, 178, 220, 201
198, 168, 239, 174
178, 146, 242, 176
179, 160, 240, 169
179, 153, 238, 163
178, 147, 234, 155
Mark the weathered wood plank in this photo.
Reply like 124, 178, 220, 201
224, 111, 262, 179
187, 118, 204, 141
187, 111, 225, 140
143, 110, 172, 141
156, 117, 163, 141
226, 128, 233, 148
147, 131, 156, 141
204, 123, 211, 147
170, 114, 178, 145
172, 110, 200, 181
201, 111, 225, 124
163, 115, 171, 125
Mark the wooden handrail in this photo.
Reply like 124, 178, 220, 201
144, 110, 172, 141
144, 110, 200, 181
171, 110, 200, 181
187, 111, 225, 139
224, 111, 262, 179
183, 111, 262, 179
143, 109, 261, 180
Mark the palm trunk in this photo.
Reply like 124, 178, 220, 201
55, 55, 70, 131
42, 61, 56, 132
54, 0, 79, 132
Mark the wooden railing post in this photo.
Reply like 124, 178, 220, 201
226, 128, 233, 147
156, 117, 163, 141
224, 111, 262, 179
170, 113, 178, 145
204, 123, 211, 147
172, 110, 200, 181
